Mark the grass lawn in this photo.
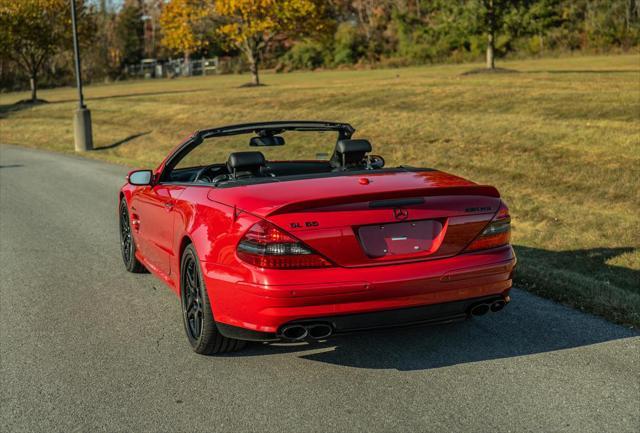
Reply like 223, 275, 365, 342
1, 54, 639, 327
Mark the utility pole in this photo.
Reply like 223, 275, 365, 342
71, 0, 93, 152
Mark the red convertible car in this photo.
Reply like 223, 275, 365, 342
119, 121, 516, 354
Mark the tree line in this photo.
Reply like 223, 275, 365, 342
1, 0, 638, 99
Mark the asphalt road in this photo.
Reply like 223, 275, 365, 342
1, 144, 638, 433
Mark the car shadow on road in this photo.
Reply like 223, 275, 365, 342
230, 288, 637, 371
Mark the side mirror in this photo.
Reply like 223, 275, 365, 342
128, 169, 153, 186
250, 135, 285, 147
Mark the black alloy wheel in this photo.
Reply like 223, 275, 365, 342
180, 244, 246, 355
182, 252, 204, 341
119, 199, 146, 273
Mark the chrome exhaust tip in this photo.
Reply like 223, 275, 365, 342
279, 324, 308, 341
470, 303, 490, 316
307, 324, 333, 340
490, 300, 506, 312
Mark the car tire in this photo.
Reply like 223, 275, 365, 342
119, 199, 147, 273
180, 244, 247, 355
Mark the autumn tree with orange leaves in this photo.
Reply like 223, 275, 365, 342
160, 0, 215, 67
215, 0, 328, 86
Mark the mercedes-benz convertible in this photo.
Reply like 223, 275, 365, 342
119, 121, 516, 354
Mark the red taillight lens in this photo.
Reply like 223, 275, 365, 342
464, 201, 511, 252
237, 220, 332, 269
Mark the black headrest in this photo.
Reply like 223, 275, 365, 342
335, 139, 372, 155
331, 139, 372, 168
227, 151, 266, 171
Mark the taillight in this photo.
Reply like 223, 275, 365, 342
464, 201, 511, 252
237, 220, 332, 269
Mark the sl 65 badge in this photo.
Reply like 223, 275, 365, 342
290, 221, 319, 228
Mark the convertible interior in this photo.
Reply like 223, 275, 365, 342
166, 138, 386, 187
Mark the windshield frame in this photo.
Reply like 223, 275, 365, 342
159, 121, 355, 183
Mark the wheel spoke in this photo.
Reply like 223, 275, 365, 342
186, 265, 196, 288
192, 311, 201, 337
187, 300, 198, 316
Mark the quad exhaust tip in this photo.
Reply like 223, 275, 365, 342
490, 300, 506, 312
278, 323, 333, 341
470, 303, 490, 316
280, 324, 308, 341
280, 298, 508, 340
470, 298, 509, 317
307, 324, 333, 339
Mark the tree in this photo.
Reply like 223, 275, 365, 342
0, 0, 71, 101
215, 0, 328, 86
522, 0, 561, 54
483, 0, 501, 68
464, 0, 523, 69
160, 0, 214, 68
116, 0, 144, 66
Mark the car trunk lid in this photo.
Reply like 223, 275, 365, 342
208, 169, 501, 267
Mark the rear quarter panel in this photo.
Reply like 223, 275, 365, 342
170, 187, 260, 294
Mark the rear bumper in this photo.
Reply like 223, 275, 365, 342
204, 245, 516, 335
216, 293, 508, 342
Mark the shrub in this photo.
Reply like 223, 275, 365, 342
280, 40, 327, 70
333, 22, 367, 66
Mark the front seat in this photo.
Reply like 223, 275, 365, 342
227, 151, 267, 180
330, 139, 372, 170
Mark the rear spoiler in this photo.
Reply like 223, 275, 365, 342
268, 185, 500, 216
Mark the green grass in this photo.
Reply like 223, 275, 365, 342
2, 54, 639, 326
